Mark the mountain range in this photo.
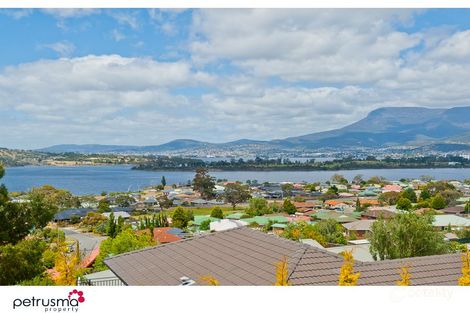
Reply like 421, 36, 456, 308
38, 106, 470, 154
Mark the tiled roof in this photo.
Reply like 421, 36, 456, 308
153, 227, 183, 244
105, 227, 464, 286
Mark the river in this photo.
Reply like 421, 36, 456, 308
2, 165, 470, 195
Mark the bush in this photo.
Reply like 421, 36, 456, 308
199, 219, 211, 231
282, 199, 297, 215
210, 207, 224, 219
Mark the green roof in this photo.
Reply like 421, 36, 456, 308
193, 215, 220, 226
226, 212, 245, 220
310, 210, 358, 223
271, 223, 287, 229
241, 215, 289, 225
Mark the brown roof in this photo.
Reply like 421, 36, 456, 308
104, 227, 463, 286
440, 206, 465, 214
361, 209, 396, 219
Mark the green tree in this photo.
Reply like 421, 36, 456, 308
465, 201, 470, 214
29, 185, 80, 210
199, 219, 211, 231
210, 207, 224, 219
368, 213, 449, 260
246, 198, 269, 216
115, 194, 135, 207
161, 176, 167, 187
431, 194, 446, 210
106, 213, 117, 238
281, 183, 294, 197
192, 168, 215, 200
352, 174, 364, 184
282, 221, 326, 246
331, 174, 348, 185
400, 188, 417, 203
0, 239, 47, 285
172, 207, 193, 229
157, 194, 173, 211
378, 191, 400, 205
97, 199, 111, 213
223, 183, 251, 209
396, 198, 413, 211
282, 199, 297, 215
419, 188, 431, 201
313, 219, 347, 245
94, 229, 155, 271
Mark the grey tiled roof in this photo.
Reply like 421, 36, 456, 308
104, 227, 463, 286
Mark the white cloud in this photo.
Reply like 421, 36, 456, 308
0, 9, 33, 19
190, 9, 421, 84
111, 29, 126, 42
109, 11, 140, 30
41, 9, 101, 19
41, 41, 76, 57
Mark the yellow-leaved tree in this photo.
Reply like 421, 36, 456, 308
54, 240, 82, 286
199, 275, 220, 286
458, 249, 470, 286
338, 250, 360, 286
275, 256, 291, 286
396, 264, 411, 286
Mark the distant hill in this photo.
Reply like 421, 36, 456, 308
39, 106, 470, 154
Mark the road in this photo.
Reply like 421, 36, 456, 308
61, 227, 107, 255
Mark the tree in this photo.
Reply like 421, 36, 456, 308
172, 207, 193, 229
368, 176, 387, 185
157, 194, 173, 211
355, 198, 362, 212
465, 201, 470, 214
396, 198, 413, 211
115, 195, 135, 207
161, 176, 167, 187
274, 256, 291, 286
281, 183, 294, 197
192, 168, 215, 200
106, 212, 117, 238
54, 240, 82, 286
396, 264, 411, 286
282, 199, 297, 215
223, 183, 251, 209
400, 188, 417, 203
199, 275, 220, 286
368, 213, 449, 260
338, 250, 360, 286
199, 219, 211, 231
246, 198, 269, 216
458, 249, 470, 286
419, 188, 431, 201
331, 174, 348, 185
282, 221, 326, 246
430, 194, 446, 210
97, 199, 111, 213
29, 185, 80, 210
314, 219, 347, 245
210, 207, 224, 219
378, 191, 400, 205
352, 174, 364, 185
94, 229, 155, 271
0, 239, 47, 285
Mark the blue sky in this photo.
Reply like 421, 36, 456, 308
1, 9, 470, 149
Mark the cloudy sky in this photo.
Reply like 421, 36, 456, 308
1, 9, 470, 149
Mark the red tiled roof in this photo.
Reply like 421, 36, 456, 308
153, 227, 182, 244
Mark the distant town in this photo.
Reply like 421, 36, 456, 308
1, 162, 469, 286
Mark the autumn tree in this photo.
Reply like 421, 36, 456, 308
338, 250, 360, 286
223, 183, 251, 209
54, 240, 82, 286
192, 168, 215, 200
396, 264, 411, 286
275, 256, 291, 286
199, 275, 220, 286
458, 249, 470, 286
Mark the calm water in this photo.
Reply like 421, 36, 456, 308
2, 165, 470, 195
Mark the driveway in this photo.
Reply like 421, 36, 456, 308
61, 227, 107, 256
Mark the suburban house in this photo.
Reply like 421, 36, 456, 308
104, 227, 465, 286
342, 220, 375, 237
